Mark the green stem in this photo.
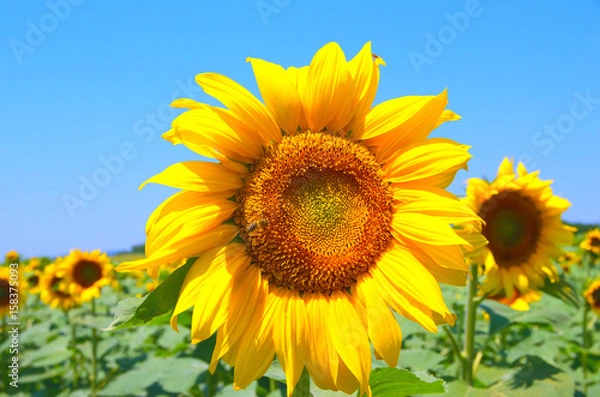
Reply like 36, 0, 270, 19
291, 368, 311, 397
442, 325, 463, 368
582, 303, 589, 396
91, 298, 98, 396
206, 371, 216, 397
68, 312, 79, 390
462, 264, 479, 385
269, 377, 277, 393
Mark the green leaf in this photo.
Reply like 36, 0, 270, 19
369, 367, 445, 396
103, 258, 196, 331
539, 276, 581, 309
480, 300, 522, 336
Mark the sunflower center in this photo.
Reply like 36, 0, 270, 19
73, 260, 103, 288
27, 275, 40, 288
51, 276, 71, 298
479, 191, 541, 268
592, 287, 600, 308
590, 236, 600, 247
0, 279, 9, 307
237, 132, 393, 293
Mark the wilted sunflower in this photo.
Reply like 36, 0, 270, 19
40, 262, 79, 311
464, 158, 575, 303
60, 249, 114, 302
581, 229, 600, 256
557, 251, 581, 273
118, 42, 483, 395
584, 279, 600, 315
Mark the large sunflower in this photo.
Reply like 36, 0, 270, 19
60, 249, 114, 302
118, 42, 483, 395
581, 229, 600, 256
40, 262, 79, 311
464, 158, 575, 302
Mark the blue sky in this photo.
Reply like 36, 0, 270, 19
2, 0, 599, 258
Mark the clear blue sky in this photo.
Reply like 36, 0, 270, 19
2, 0, 599, 258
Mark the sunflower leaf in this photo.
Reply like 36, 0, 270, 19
103, 258, 196, 331
369, 367, 445, 396
539, 276, 581, 309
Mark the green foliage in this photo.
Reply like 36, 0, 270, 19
104, 258, 195, 330
369, 367, 445, 396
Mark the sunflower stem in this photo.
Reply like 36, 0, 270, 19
269, 377, 277, 393
442, 325, 462, 370
462, 264, 479, 385
91, 298, 99, 396
206, 370, 216, 397
582, 302, 589, 395
291, 368, 311, 397
68, 312, 79, 390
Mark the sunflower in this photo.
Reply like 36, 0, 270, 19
557, 251, 581, 273
25, 269, 42, 295
584, 280, 600, 314
40, 262, 79, 311
5, 250, 20, 264
464, 157, 575, 303
118, 42, 482, 395
60, 249, 114, 302
24, 257, 41, 272
581, 229, 600, 257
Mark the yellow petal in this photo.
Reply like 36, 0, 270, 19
377, 246, 453, 318
301, 42, 353, 133
271, 288, 308, 396
370, 265, 438, 332
169, 105, 263, 162
116, 224, 238, 272
392, 212, 470, 246
304, 292, 339, 392
497, 157, 515, 178
384, 138, 472, 188
354, 276, 402, 367
328, 290, 371, 396
363, 90, 449, 163
196, 72, 280, 142
170, 244, 248, 332
247, 57, 302, 135
139, 161, 243, 193
433, 109, 461, 129
146, 199, 238, 256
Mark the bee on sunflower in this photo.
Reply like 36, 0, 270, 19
118, 42, 483, 395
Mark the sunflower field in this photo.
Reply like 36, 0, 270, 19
2, 9, 600, 397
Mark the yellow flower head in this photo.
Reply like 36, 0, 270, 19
557, 251, 581, 273
118, 42, 482, 395
584, 279, 600, 315
24, 257, 41, 272
60, 249, 114, 303
25, 269, 43, 295
464, 157, 575, 302
5, 250, 20, 264
580, 229, 600, 256
1, 266, 26, 316
40, 261, 80, 311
